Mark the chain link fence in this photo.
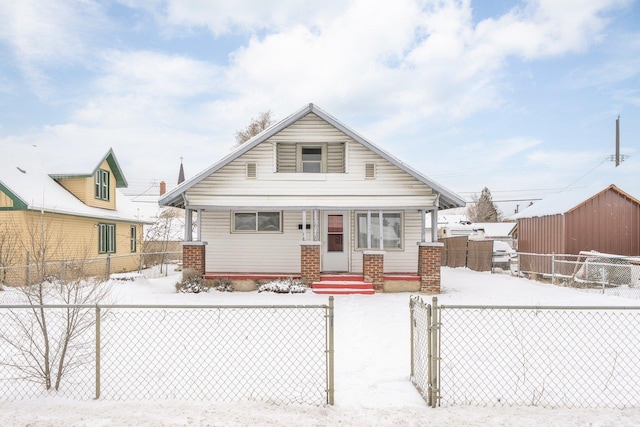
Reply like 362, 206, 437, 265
0, 251, 182, 286
517, 252, 640, 299
411, 296, 640, 409
0, 301, 334, 405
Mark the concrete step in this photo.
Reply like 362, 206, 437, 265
311, 279, 375, 295
312, 287, 375, 295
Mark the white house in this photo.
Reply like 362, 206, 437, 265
159, 104, 465, 293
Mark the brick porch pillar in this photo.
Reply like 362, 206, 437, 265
300, 241, 321, 284
363, 251, 385, 292
183, 242, 207, 277
418, 242, 443, 293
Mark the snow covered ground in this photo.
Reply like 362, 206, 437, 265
2, 267, 640, 426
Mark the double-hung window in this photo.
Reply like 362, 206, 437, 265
98, 223, 116, 253
233, 211, 282, 232
130, 225, 137, 253
356, 212, 403, 250
95, 169, 110, 201
276, 142, 345, 173
300, 146, 323, 173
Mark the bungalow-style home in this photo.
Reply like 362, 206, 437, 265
0, 145, 148, 285
159, 103, 465, 293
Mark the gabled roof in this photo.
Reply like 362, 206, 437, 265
159, 103, 466, 210
511, 184, 640, 219
0, 144, 144, 223
48, 147, 128, 188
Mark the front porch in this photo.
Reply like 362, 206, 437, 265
187, 239, 442, 294
181, 206, 444, 294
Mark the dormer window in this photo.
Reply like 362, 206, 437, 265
95, 169, 110, 201
300, 146, 323, 173
276, 142, 345, 173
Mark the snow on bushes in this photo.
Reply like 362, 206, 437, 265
258, 278, 307, 294
175, 269, 209, 293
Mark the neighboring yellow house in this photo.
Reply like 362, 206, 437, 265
0, 145, 149, 285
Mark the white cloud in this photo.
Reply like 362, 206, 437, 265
2, 0, 632, 200
0, 0, 107, 94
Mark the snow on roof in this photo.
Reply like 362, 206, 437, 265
1, 144, 145, 223
472, 222, 517, 237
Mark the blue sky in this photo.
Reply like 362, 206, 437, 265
1, 0, 639, 216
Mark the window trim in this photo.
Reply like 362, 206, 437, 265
355, 211, 404, 251
94, 169, 110, 201
98, 223, 116, 254
232, 211, 283, 233
296, 144, 327, 173
130, 225, 137, 253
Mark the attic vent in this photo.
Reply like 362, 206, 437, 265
246, 162, 257, 179
365, 163, 376, 179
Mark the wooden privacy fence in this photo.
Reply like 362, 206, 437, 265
440, 237, 493, 272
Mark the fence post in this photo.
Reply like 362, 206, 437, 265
95, 305, 101, 400
410, 298, 415, 380
25, 251, 30, 285
429, 296, 440, 408
105, 254, 111, 279
601, 265, 606, 294
327, 296, 335, 405
551, 253, 555, 285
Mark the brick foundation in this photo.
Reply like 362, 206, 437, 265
300, 242, 321, 284
183, 242, 207, 277
363, 251, 385, 291
418, 242, 443, 293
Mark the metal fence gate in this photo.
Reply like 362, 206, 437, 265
410, 296, 640, 408
0, 300, 334, 405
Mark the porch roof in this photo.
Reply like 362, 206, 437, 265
184, 205, 438, 211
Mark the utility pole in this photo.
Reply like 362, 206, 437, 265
615, 115, 620, 167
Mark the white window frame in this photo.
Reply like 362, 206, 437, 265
94, 169, 110, 201
98, 223, 116, 253
130, 225, 137, 253
355, 211, 404, 251
297, 144, 327, 173
232, 211, 282, 233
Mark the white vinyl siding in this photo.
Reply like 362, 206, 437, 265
201, 209, 422, 274
202, 210, 301, 273
187, 132, 435, 209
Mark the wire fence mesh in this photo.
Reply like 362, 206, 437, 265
0, 251, 183, 287
411, 297, 640, 409
0, 301, 334, 405
517, 252, 640, 299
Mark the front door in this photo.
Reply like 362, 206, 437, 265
322, 211, 349, 272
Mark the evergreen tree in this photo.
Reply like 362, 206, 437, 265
466, 187, 501, 222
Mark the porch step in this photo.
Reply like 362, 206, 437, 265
311, 278, 375, 295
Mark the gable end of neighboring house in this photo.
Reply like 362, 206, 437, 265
0, 147, 146, 286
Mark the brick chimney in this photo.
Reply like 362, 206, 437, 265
159, 181, 166, 196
